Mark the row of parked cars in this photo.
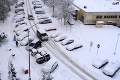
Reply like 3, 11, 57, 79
50, 32, 83, 51
31, 0, 52, 24
92, 58, 120, 77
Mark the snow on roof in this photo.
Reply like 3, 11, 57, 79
73, 0, 120, 12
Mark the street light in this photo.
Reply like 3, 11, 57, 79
25, 21, 40, 80
114, 34, 120, 55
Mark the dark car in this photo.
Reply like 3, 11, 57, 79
26, 39, 42, 51
36, 57, 45, 64
28, 15, 34, 20
34, 5, 42, 9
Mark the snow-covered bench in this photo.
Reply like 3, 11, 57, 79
102, 60, 120, 77
92, 58, 108, 69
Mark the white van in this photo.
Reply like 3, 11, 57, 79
41, 59, 58, 74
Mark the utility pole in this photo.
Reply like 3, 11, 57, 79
114, 34, 120, 55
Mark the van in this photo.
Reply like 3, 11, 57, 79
41, 59, 58, 73
37, 29, 48, 41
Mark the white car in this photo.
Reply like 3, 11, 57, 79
15, 29, 24, 36
50, 32, 62, 38
54, 34, 67, 42
14, 26, 28, 32
103, 60, 120, 77
92, 58, 108, 69
66, 43, 83, 51
61, 38, 74, 46
37, 16, 49, 20
35, 8, 45, 14
20, 36, 34, 46
17, 32, 28, 41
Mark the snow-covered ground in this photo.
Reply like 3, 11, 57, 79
0, 0, 120, 80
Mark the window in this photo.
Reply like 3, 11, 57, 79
96, 16, 102, 19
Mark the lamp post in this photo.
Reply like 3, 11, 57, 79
25, 21, 40, 80
114, 34, 120, 55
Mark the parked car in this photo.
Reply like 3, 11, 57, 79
15, 22, 27, 28
17, 32, 28, 41
39, 18, 52, 24
44, 27, 57, 31
15, 2, 24, 8
66, 43, 83, 51
28, 15, 34, 20
14, 25, 28, 32
50, 32, 62, 38
35, 8, 45, 14
16, 18, 24, 23
33, 5, 42, 9
31, 48, 38, 57
103, 60, 120, 77
20, 36, 34, 46
61, 38, 74, 46
26, 39, 42, 51
32, 1, 41, 5
92, 58, 108, 69
37, 16, 49, 20
41, 59, 58, 73
54, 34, 67, 42
16, 11, 25, 15
15, 9, 24, 13
36, 56, 45, 64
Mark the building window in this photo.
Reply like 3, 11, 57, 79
104, 15, 118, 18
96, 16, 102, 19
104, 16, 107, 18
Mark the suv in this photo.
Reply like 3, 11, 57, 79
28, 15, 34, 20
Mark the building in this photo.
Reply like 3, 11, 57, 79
73, 0, 120, 25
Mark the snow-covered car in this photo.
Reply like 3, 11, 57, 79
102, 60, 120, 77
26, 39, 42, 51
33, 5, 42, 9
66, 43, 83, 51
39, 18, 52, 24
61, 38, 74, 46
92, 58, 108, 69
35, 8, 45, 14
20, 36, 34, 46
32, 1, 41, 5
37, 48, 50, 61
44, 27, 57, 31
37, 16, 49, 20
17, 32, 28, 41
31, 48, 38, 57
15, 22, 27, 27
15, 29, 24, 36
14, 26, 28, 32
54, 34, 67, 42
50, 32, 62, 38
41, 59, 58, 73
16, 11, 25, 15
16, 18, 24, 23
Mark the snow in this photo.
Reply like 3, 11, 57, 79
1, 0, 120, 80
74, 0, 120, 12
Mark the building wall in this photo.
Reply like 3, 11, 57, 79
77, 10, 120, 24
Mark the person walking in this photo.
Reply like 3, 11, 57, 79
16, 41, 19, 47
